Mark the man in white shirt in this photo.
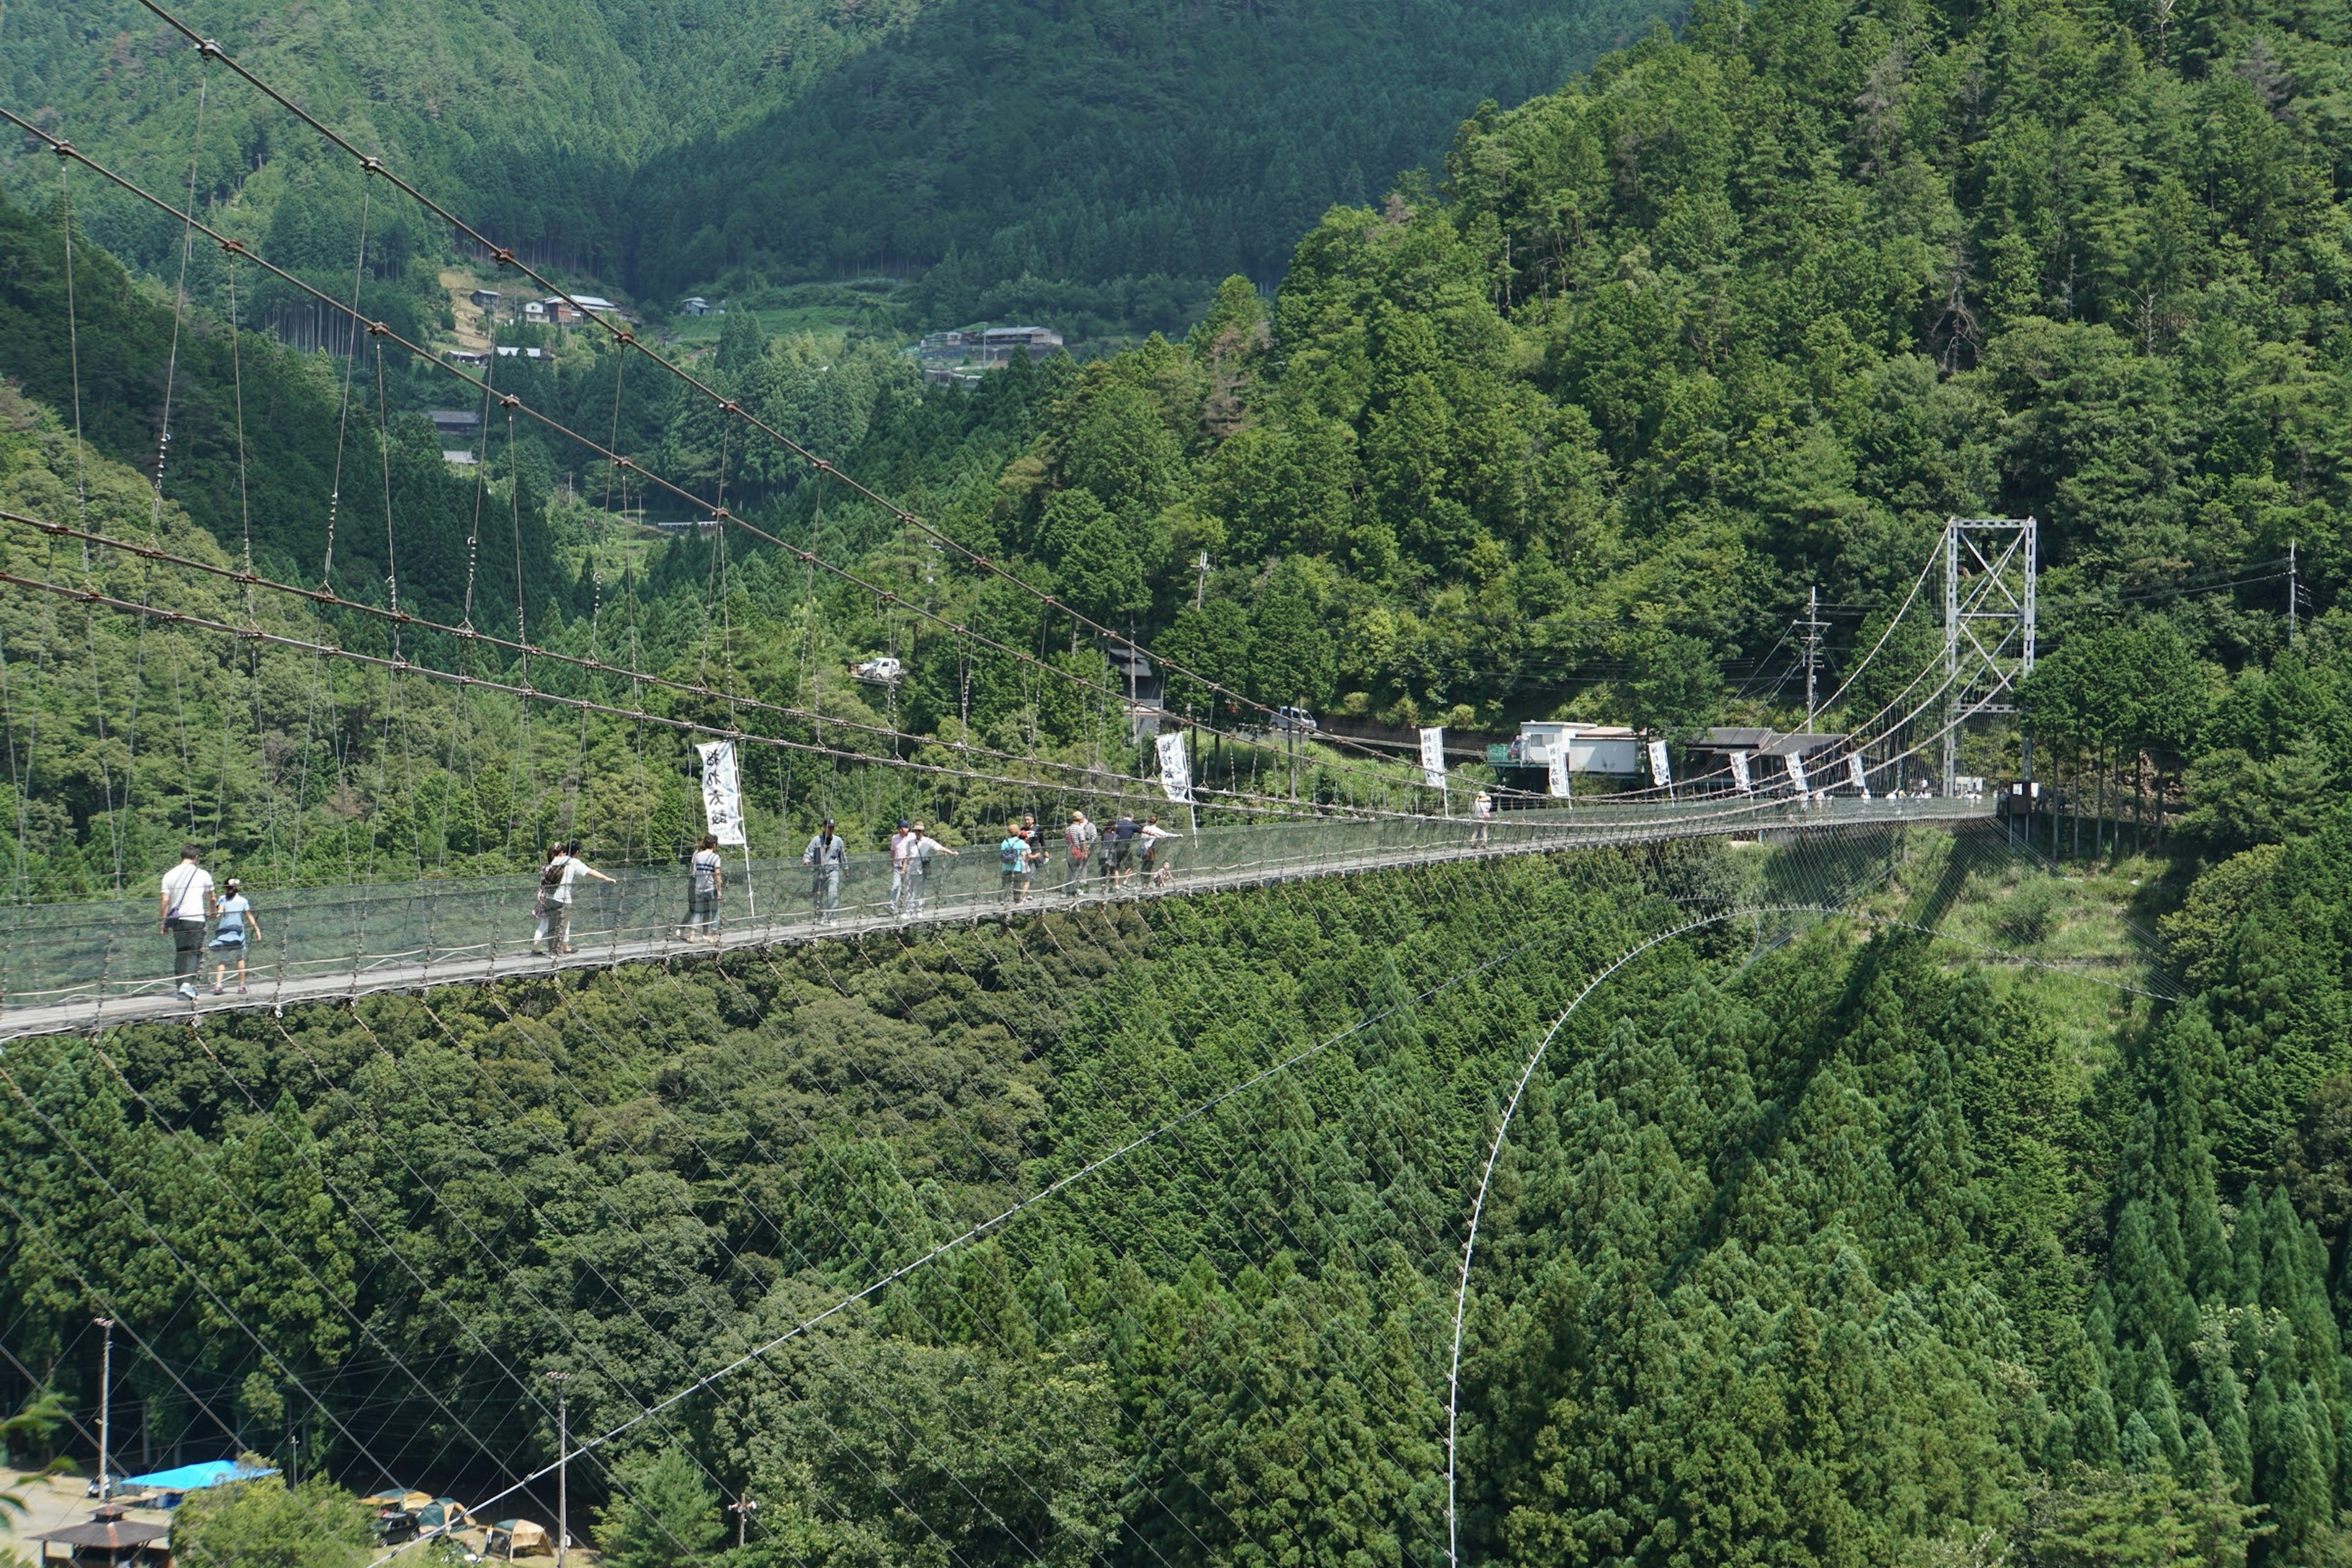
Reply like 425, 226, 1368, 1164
158, 843, 216, 1000
889, 820, 916, 915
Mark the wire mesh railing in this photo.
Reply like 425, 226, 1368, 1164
0, 795, 1990, 1035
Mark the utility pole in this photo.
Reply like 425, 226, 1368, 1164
2290, 540, 2299, 645
731, 1497, 759, 1549
546, 1371, 571, 1568
1193, 549, 1210, 610
1802, 586, 1825, 729
95, 1317, 114, 1502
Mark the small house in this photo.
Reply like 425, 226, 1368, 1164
445, 349, 489, 367
428, 410, 483, 440
978, 325, 1062, 362
680, 296, 710, 315
1512, 722, 1644, 775
469, 288, 501, 310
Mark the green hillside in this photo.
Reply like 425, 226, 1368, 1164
15, 0, 2352, 1559
1, 0, 1679, 328
617, 0, 1673, 319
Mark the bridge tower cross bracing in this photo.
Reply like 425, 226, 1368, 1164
1941, 516, 2037, 795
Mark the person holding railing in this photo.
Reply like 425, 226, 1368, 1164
1139, 815, 1181, 887
905, 822, 957, 914
533, 842, 615, 955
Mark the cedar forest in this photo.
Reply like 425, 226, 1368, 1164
6, 0, 2352, 1561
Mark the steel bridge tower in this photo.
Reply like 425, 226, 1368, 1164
1942, 516, 2037, 795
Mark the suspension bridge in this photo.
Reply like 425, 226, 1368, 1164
0, 13, 2101, 1568
0, 794, 1991, 1040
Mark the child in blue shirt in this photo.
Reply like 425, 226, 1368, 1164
209, 878, 260, 995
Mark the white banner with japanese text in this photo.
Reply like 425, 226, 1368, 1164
696, 740, 747, 846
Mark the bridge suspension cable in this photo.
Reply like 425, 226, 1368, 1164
119, 0, 1428, 781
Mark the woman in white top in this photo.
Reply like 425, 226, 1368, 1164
1138, 815, 1182, 886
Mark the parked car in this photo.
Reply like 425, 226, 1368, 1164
1271, 706, 1319, 734
851, 655, 904, 684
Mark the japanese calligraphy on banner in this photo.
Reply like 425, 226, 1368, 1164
1419, 727, 1447, 790
1647, 738, 1672, 788
696, 740, 747, 846
1784, 752, 1809, 794
1155, 731, 1193, 803
1548, 741, 1572, 798
1728, 751, 1753, 793
1847, 752, 1871, 799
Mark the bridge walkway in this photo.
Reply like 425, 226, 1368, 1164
0, 797, 1991, 1041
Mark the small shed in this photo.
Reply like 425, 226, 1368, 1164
680, 296, 710, 315
469, 288, 501, 309
26, 1504, 170, 1565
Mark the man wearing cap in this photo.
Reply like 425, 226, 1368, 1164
158, 843, 216, 1001
802, 818, 849, 924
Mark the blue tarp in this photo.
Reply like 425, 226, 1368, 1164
122, 1460, 277, 1494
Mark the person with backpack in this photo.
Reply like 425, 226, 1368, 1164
1063, 811, 1098, 897
208, 878, 259, 995
999, 824, 1034, 907
904, 822, 957, 914
680, 834, 725, 944
533, 841, 614, 955
802, 819, 848, 923
158, 843, 216, 1001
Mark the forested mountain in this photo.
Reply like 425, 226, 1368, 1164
616, 0, 1671, 318
0, 0, 1675, 323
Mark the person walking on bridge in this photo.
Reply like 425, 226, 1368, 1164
533, 841, 614, 955
1063, 811, 1097, 897
889, 820, 916, 915
1139, 815, 1182, 887
1472, 789, 1494, 844
1107, 811, 1141, 889
209, 878, 258, 995
680, 834, 725, 945
905, 822, 956, 914
1000, 824, 1035, 907
803, 820, 848, 924
159, 843, 215, 1001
